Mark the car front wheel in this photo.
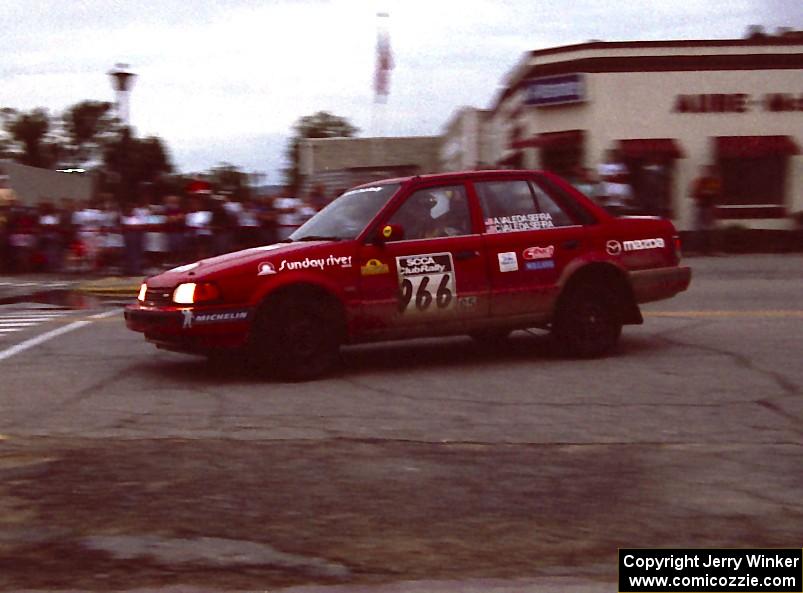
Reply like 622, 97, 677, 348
251, 297, 342, 380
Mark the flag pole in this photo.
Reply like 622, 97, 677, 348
373, 10, 392, 137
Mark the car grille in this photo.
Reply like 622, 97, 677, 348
144, 287, 174, 306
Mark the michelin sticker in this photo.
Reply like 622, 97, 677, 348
396, 253, 455, 314
181, 308, 250, 329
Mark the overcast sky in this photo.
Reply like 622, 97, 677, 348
2, 0, 800, 184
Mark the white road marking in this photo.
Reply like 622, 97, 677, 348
0, 311, 70, 333
0, 315, 66, 321
0, 309, 119, 362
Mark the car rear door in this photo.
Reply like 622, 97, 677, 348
354, 183, 490, 335
473, 176, 589, 321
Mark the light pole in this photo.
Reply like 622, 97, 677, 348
108, 63, 136, 127
107, 64, 136, 205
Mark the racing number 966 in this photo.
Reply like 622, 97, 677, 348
399, 274, 453, 313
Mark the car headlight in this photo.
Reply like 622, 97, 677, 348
137, 283, 147, 302
172, 282, 221, 304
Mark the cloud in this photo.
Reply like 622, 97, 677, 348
2, 0, 801, 175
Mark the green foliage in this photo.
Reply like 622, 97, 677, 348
208, 162, 252, 201
283, 111, 359, 192
2, 107, 59, 168
1, 98, 258, 204
61, 101, 118, 165
102, 127, 173, 203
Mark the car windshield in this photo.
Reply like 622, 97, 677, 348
290, 183, 400, 241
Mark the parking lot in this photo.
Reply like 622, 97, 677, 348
0, 254, 801, 592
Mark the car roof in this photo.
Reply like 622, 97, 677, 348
352, 169, 547, 189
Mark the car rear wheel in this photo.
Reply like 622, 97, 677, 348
552, 286, 622, 357
251, 297, 342, 380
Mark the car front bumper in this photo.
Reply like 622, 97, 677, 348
124, 304, 254, 354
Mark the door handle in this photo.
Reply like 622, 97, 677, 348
562, 239, 580, 250
454, 250, 480, 261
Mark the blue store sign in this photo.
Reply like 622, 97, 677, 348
524, 74, 586, 106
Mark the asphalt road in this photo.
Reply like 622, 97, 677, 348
0, 254, 801, 592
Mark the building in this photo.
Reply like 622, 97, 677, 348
439, 107, 491, 171
469, 34, 802, 230
0, 161, 94, 206
298, 136, 442, 198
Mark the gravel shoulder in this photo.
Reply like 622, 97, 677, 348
1, 437, 801, 591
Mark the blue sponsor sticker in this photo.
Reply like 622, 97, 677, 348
524, 260, 556, 271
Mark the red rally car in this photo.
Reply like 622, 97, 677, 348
125, 170, 691, 380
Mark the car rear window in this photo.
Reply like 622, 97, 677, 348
474, 179, 575, 232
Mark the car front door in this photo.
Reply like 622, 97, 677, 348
355, 183, 489, 337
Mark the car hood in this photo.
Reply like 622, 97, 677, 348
147, 241, 332, 287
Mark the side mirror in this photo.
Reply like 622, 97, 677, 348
373, 223, 404, 245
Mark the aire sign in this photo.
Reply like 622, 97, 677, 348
673, 92, 803, 113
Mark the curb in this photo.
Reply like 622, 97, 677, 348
75, 277, 143, 298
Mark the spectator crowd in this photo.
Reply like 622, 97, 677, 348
0, 188, 329, 277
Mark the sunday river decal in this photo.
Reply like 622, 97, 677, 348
278, 255, 353, 272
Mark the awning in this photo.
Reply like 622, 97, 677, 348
715, 135, 801, 159
511, 129, 584, 150
497, 151, 523, 167
618, 138, 685, 159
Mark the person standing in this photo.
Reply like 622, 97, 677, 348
640, 155, 669, 217
162, 195, 186, 266
273, 191, 304, 240
597, 150, 634, 216
38, 201, 62, 272
185, 197, 213, 260
121, 202, 147, 276
690, 165, 722, 255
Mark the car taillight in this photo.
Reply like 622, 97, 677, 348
673, 235, 683, 261
172, 282, 221, 304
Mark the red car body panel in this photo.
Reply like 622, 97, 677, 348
125, 170, 691, 356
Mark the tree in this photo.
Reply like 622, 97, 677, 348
103, 128, 173, 203
208, 163, 252, 201
283, 111, 358, 192
61, 100, 119, 166
2, 108, 60, 168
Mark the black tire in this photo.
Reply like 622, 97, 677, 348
552, 286, 622, 358
206, 349, 247, 368
251, 297, 342, 380
469, 328, 512, 345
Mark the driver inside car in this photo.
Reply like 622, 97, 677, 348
391, 188, 469, 240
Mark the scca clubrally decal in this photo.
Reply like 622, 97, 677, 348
396, 253, 456, 314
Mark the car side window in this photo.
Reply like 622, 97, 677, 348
529, 179, 575, 228
386, 185, 472, 241
475, 179, 574, 233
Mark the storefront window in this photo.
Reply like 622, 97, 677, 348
719, 156, 786, 205
715, 136, 799, 209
